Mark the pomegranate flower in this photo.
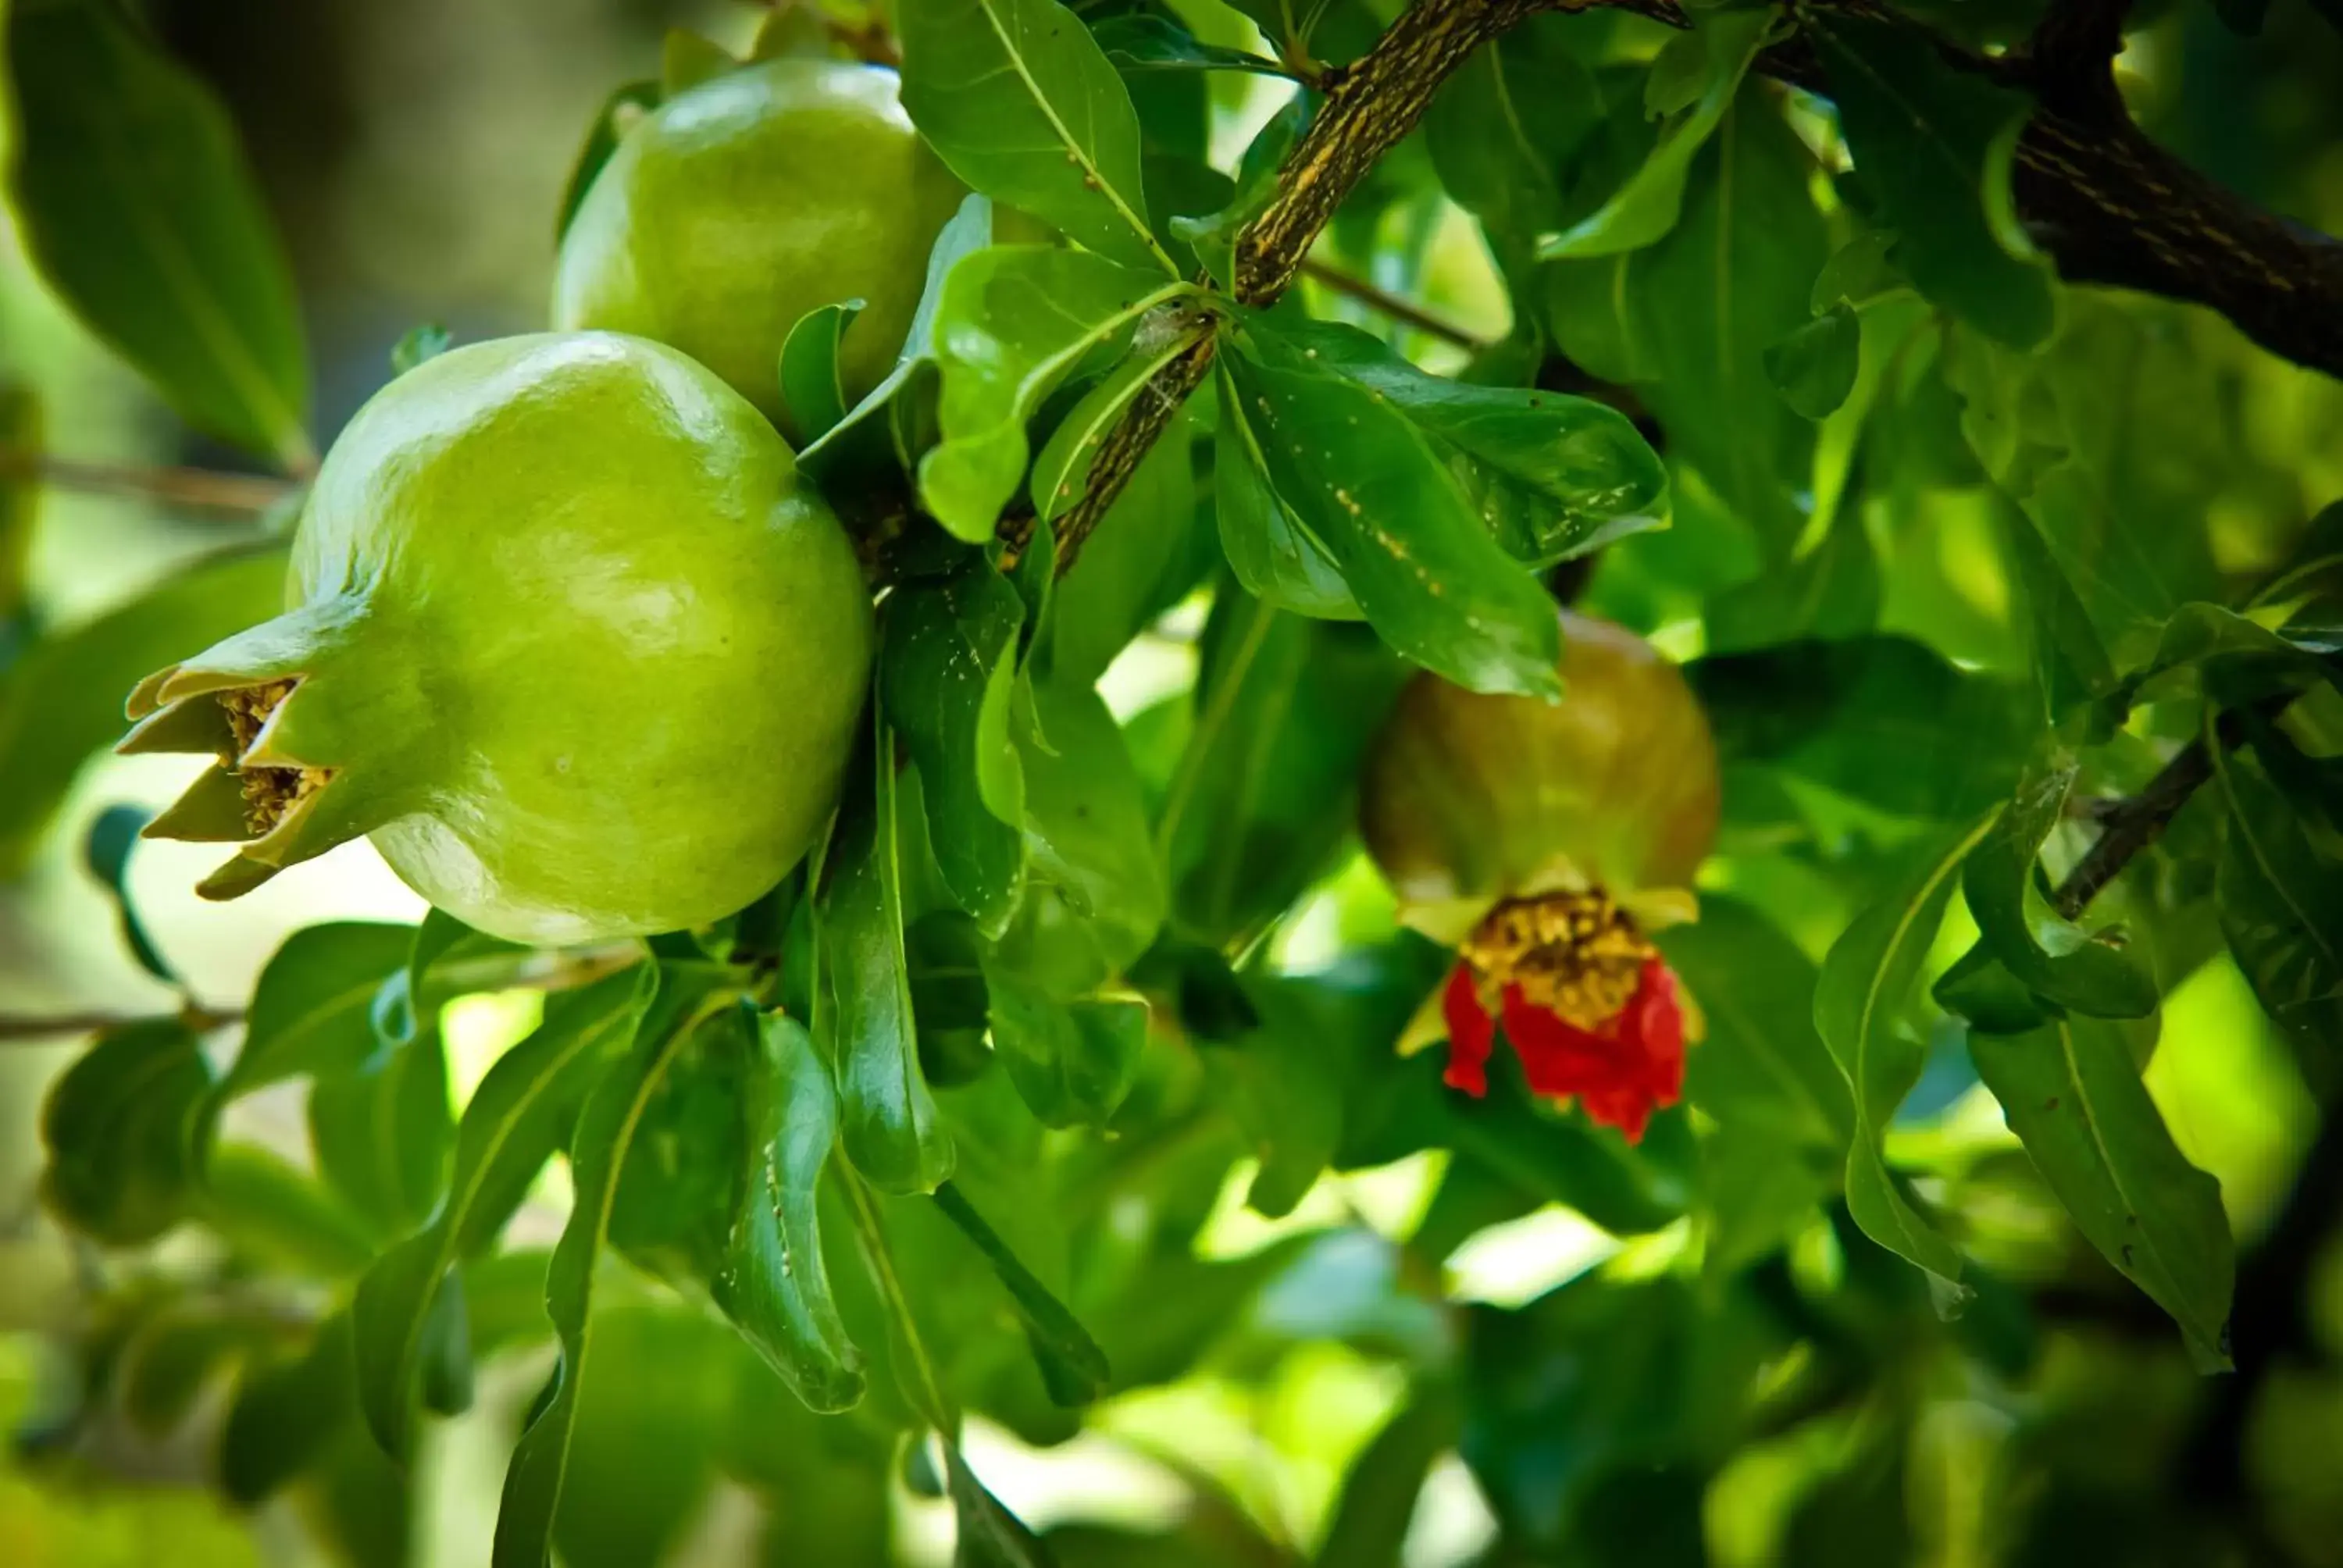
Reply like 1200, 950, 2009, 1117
1437, 890, 1687, 1143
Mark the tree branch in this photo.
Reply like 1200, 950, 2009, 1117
0, 445, 294, 519
1050, 0, 1556, 575
1298, 257, 1491, 351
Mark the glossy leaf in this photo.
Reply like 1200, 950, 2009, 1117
1246, 315, 1668, 567
492, 963, 733, 1568
1536, 12, 1769, 260
84, 804, 174, 983
2210, 739, 2343, 1089
1970, 1019, 2233, 1368
1005, 681, 1167, 992
801, 194, 995, 481
1221, 331, 1561, 697
1959, 757, 2159, 1019
555, 80, 659, 239
5, 1, 311, 465
711, 1011, 866, 1412
218, 921, 415, 1105
778, 298, 866, 447
0, 544, 287, 873
41, 1019, 212, 1245
352, 967, 650, 1459
1091, 12, 1292, 77
1047, 418, 1218, 686
1814, 820, 1994, 1291
1029, 309, 1214, 522
1810, 16, 2055, 348
827, 725, 958, 1194
897, 0, 1173, 274
981, 961, 1147, 1128
1214, 377, 1360, 619
918, 246, 1196, 540
885, 553, 1029, 933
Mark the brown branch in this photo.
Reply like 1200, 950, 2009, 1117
1298, 257, 1491, 351
1051, 0, 1553, 575
0, 1003, 237, 1044
0, 446, 294, 518
2049, 699, 2287, 922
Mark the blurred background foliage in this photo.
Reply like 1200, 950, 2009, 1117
2, 0, 2342, 1565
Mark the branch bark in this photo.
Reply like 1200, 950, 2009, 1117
1050, 0, 1554, 574
0, 446, 294, 518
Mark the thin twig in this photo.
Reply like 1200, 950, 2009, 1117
2049, 700, 2285, 921
0, 446, 294, 518
0, 1003, 237, 1043
1298, 257, 1490, 351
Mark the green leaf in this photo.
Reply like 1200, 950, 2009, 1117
918, 246, 1196, 540
84, 804, 175, 984
778, 299, 866, 447
1004, 680, 1167, 992
1689, 636, 2032, 818
1198, 975, 1346, 1218
389, 323, 451, 376
1247, 315, 1668, 568
885, 552, 1028, 935
980, 960, 1147, 1129
308, 1028, 453, 1237
712, 1010, 867, 1412
1660, 896, 1853, 1150
1970, 1020, 2233, 1368
1029, 311, 1214, 523
933, 1180, 1111, 1403
555, 80, 660, 240
1221, 330, 1561, 697
492, 962, 733, 1568
201, 1142, 379, 1277
1763, 301, 1861, 420
1314, 1392, 1462, 1568
219, 921, 415, 1105
1158, 592, 1407, 946
1544, 89, 1824, 554
2210, 739, 2343, 1091
1214, 376, 1359, 619
659, 27, 737, 96
1091, 12, 1293, 76
222, 1313, 357, 1503
41, 1019, 212, 1245
1536, 12, 1769, 260
1957, 757, 2159, 1019
1699, 1120, 1838, 1278
826, 725, 957, 1194
1810, 16, 2055, 348
897, 0, 1173, 274
1814, 819, 1994, 1292
4, 1, 311, 465
1426, 15, 1609, 252
0, 544, 287, 873
353, 966, 650, 1458
801, 194, 996, 481
1994, 490, 2117, 723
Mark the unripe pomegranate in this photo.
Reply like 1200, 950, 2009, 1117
1360, 611, 1720, 1141
123, 333, 874, 946
552, 58, 967, 424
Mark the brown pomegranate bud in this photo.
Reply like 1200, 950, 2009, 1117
1360, 612, 1721, 1141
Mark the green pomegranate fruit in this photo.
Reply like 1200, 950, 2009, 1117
552, 58, 966, 426
1360, 611, 1720, 928
123, 332, 874, 946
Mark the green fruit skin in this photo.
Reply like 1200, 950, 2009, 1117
1360, 611, 1721, 907
295, 332, 871, 945
552, 59, 965, 424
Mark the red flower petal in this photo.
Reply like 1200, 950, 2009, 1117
1441, 962, 1495, 1097
1490, 959, 1688, 1143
